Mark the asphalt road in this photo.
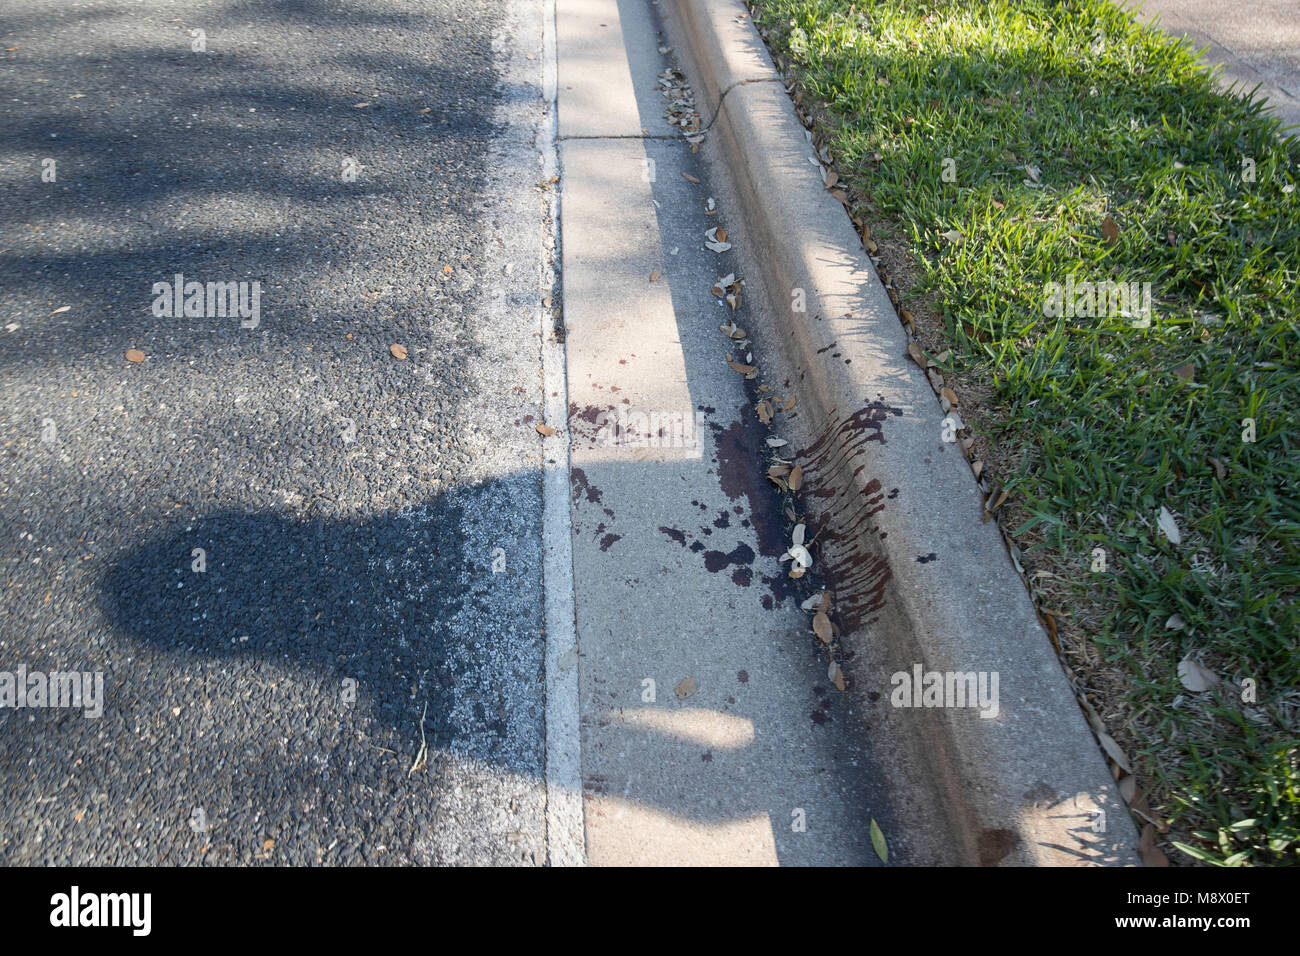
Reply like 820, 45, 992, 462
0, 0, 550, 864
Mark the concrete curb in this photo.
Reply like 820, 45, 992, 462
661, 0, 1141, 865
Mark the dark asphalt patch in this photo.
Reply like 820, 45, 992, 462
0, 0, 549, 864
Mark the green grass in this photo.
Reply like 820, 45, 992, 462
747, 0, 1300, 864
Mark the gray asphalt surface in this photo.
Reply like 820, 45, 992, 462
0, 0, 551, 864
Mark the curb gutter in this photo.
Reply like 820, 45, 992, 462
661, 0, 1142, 865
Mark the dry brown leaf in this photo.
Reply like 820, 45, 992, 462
715, 227, 727, 243
788, 464, 803, 491
906, 342, 927, 366
783, 395, 796, 411
1101, 216, 1120, 244
674, 677, 698, 699
649, 269, 662, 282
729, 361, 755, 375
51, 306, 70, 315
828, 661, 846, 691
812, 611, 832, 644
767, 464, 791, 478
389, 344, 408, 360
756, 400, 774, 424
1096, 731, 1133, 774
535, 423, 557, 437
1173, 362, 1195, 381
900, 309, 915, 331
1139, 823, 1171, 866
263, 838, 275, 852
418, 108, 432, 114
124, 348, 145, 363
681, 172, 700, 184
1178, 656, 1219, 692
940, 386, 958, 407
1209, 457, 1226, 480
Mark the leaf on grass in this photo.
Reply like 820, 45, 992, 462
812, 611, 831, 644
939, 229, 964, 246
788, 464, 803, 491
535, 423, 557, 437
1139, 823, 1171, 867
869, 818, 888, 862
125, 348, 145, 363
389, 343, 408, 360
1173, 362, 1195, 381
674, 677, 698, 699
1208, 457, 1226, 481
1164, 614, 1186, 630
1096, 731, 1133, 774
1101, 216, 1120, 244
1178, 656, 1218, 692
984, 487, 1009, 519
1156, 506, 1182, 545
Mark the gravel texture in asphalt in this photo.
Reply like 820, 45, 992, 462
0, 0, 551, 865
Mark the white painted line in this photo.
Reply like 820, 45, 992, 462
541, 0, 586, 868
